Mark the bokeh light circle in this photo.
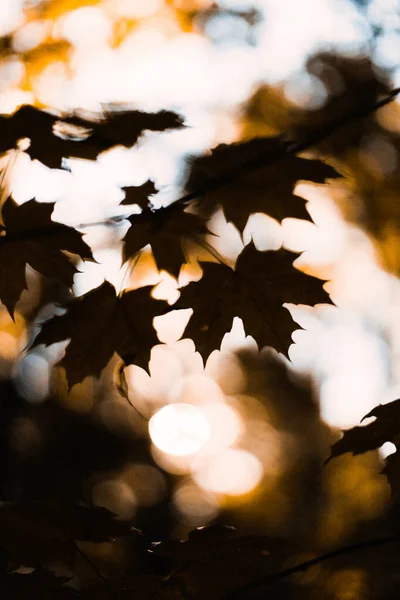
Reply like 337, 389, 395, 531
149, 403, 211, 456
193, 448, 263, 496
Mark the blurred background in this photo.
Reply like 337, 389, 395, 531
2, 0, 400, 597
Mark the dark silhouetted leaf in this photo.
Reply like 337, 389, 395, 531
120, 180, 158, 209
69, 105, 184, 152
32, 280, 166, 387
0, 503, 134, 543
0, 105, 184, 168
327, 399, 400, 500
0, 198, 93, 316
0, 503, 136, 568
153, 525, 290, 600
0, 569, 80, 599
186, 136, 339, 232
171, 242, 332, 359
154, 524, 286, 565
384, 450, 400, 501
123, 203, 211, 278
327, 400, 400, 462
0, 105, 57, 161
84, 575, 183, 600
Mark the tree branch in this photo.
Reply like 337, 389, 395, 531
171, 86, 400, 207
72, 84, 400, 230
226, 533, 400, 599
47, 85, 400, 231
1, 86, 400, 237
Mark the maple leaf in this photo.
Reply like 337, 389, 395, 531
153, 525, 290, 600
154, 524, 287, 566
0, 570, 81, 600
383, 451, 400, 503
0, 105, 184, 169
0, 198, 93, 317
326, 400, 400, 502
86, 575, 183, 600
0, 503, 138, 542
32, 280, 166, 387
68, 105, 185, 150
0, 105, 56, 158
0, 105, 94, 169
171, 242, 332, 360
123, 202, 211, 278
186, 136, 339, 232
326, 400, 400, 463
0, 502, 134, 567
120, 180, 158, 210
0, 503, 135, 545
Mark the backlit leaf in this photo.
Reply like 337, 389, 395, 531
0, 105, 184, 169
327, 400, 400, 462
0, 503, 135, 567
186, 136, 339, 232
171, 241, 332, 359
327, 399, 400, 500
0, 198, 93, 316
32, 280, 166, 387
0, 570, 80, 599
123, 203, 211, 278
153, 525, 290, 600
120, 180, 158, 210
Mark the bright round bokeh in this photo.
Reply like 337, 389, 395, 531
193, 448, 263, 496
149, 403, 211, 457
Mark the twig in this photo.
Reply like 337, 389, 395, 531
72, 86, 400, 230
170, 86, 400, 207
226, 533, 400, 599
114, 359, 150, 421
73, 540, 115, 599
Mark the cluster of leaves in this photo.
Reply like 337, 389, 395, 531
4, 38, 400, 598
0, 507, 301, 600
244, 53, 400, 273
240, 52, 400, 513
0, 102, 337, 388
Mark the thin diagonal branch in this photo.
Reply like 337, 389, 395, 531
2, 86, 400, 238
73, 87, 400, 229
50, 85, 400, 232
226, 533, 400, 599
170, 86, 400, 207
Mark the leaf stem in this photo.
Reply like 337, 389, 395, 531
114, 359, 150, 421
